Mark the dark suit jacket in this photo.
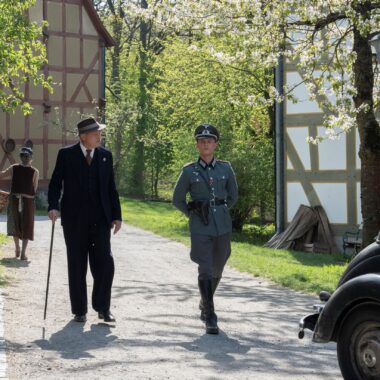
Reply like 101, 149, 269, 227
48, 143, 122, 227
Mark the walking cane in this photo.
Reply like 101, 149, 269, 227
43, 221, 55, 320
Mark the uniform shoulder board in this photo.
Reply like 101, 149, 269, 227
183, 161, 195, 168
217, 159, 231, 165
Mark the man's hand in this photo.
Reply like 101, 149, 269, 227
111, 220, 122, 235
48, 209, 59, 223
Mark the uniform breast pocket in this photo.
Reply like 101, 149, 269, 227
190, 175, 205, 194
216, 174, 228, 193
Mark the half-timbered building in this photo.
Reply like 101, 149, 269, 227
277, 60, 361, 245
0, 0, 114, 189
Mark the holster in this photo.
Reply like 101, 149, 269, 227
187, 200, 209, 225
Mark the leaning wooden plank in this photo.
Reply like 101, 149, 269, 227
315, 205, 338, 253
266, 205, 318, 249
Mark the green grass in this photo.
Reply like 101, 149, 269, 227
35, 209, 47, 216
0, 233, 10, 286
121, 198, 347, 294
0, 234, 8, 246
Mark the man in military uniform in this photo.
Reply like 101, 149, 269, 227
173, 124, 238, 334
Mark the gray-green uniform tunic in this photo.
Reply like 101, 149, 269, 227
173, 157, 238, 278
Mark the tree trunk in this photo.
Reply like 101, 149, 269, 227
231, 207, 252, 232
154, 159, 159, 199
352, 22, 380, 247
360, 153, 380, 245
232, 214, 244, 232
154, 176, 159, 199
259, 200, 266, 225
150, 164, 154, 198
130, 0, 148, 197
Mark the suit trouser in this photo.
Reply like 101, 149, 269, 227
190, 232, 231, 279
63, 220, 114, 315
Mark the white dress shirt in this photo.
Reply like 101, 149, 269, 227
80, 142, 95, 159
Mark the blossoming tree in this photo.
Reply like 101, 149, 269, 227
158, 0, 380, 246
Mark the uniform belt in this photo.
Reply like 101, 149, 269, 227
188, 199, 226, 210
210, 199, 226, 207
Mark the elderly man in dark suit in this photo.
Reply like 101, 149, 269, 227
48, 117, 122, 323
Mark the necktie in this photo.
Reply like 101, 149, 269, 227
86, 149, 92, 165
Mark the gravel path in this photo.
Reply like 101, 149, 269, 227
0, 217, 342, 379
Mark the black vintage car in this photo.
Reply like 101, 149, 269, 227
299, 235, 380, 380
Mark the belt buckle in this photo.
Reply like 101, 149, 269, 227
210, 199, 216, 207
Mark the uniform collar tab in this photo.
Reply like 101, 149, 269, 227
198, 157, 216, 169
198, 157, 207, 168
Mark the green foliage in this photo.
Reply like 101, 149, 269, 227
150, 37, 274, 227
121, 198, 347, 294
101, 4, 275, 228
0, 0, 50, 114
144, 126, 174, 199
158, 0, 380, 136
240, 223, 276, 245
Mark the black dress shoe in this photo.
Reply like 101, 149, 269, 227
98, 311, 116, 322
73, 314, 87, 322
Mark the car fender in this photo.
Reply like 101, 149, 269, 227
338, 255, 380, 287
338, 241, 380, 287
313, 273, 380, 343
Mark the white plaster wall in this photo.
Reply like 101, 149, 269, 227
287, 182, 310, 222
287, 127, 311, 170
287, 155, 294, 169
317, 127, 346, 170
313, 183, 347, 224
286, 71, 337, 114
29, 0, 43, 23
357, 182, 362, 224
286, 72, 321, 114
83, 7, 98, 35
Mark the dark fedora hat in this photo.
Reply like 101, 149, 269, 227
77, 117, 106, 134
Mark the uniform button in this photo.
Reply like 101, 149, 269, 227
213, 209, 216, 212
208, 168, 211, 170
212, 187, 214, 190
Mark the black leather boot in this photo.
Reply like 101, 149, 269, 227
200, 277, 221, 321
198, 277, 219, 334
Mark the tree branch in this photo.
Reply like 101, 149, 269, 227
106, 84, 122, 100
288, 12, 346, 30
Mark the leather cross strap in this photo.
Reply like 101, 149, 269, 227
196, 168, 227, 206
196, 168, 213, 192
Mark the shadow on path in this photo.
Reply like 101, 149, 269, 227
180, 329, 250, 363
0, 257, 30, 269
33, 321, 122, 359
